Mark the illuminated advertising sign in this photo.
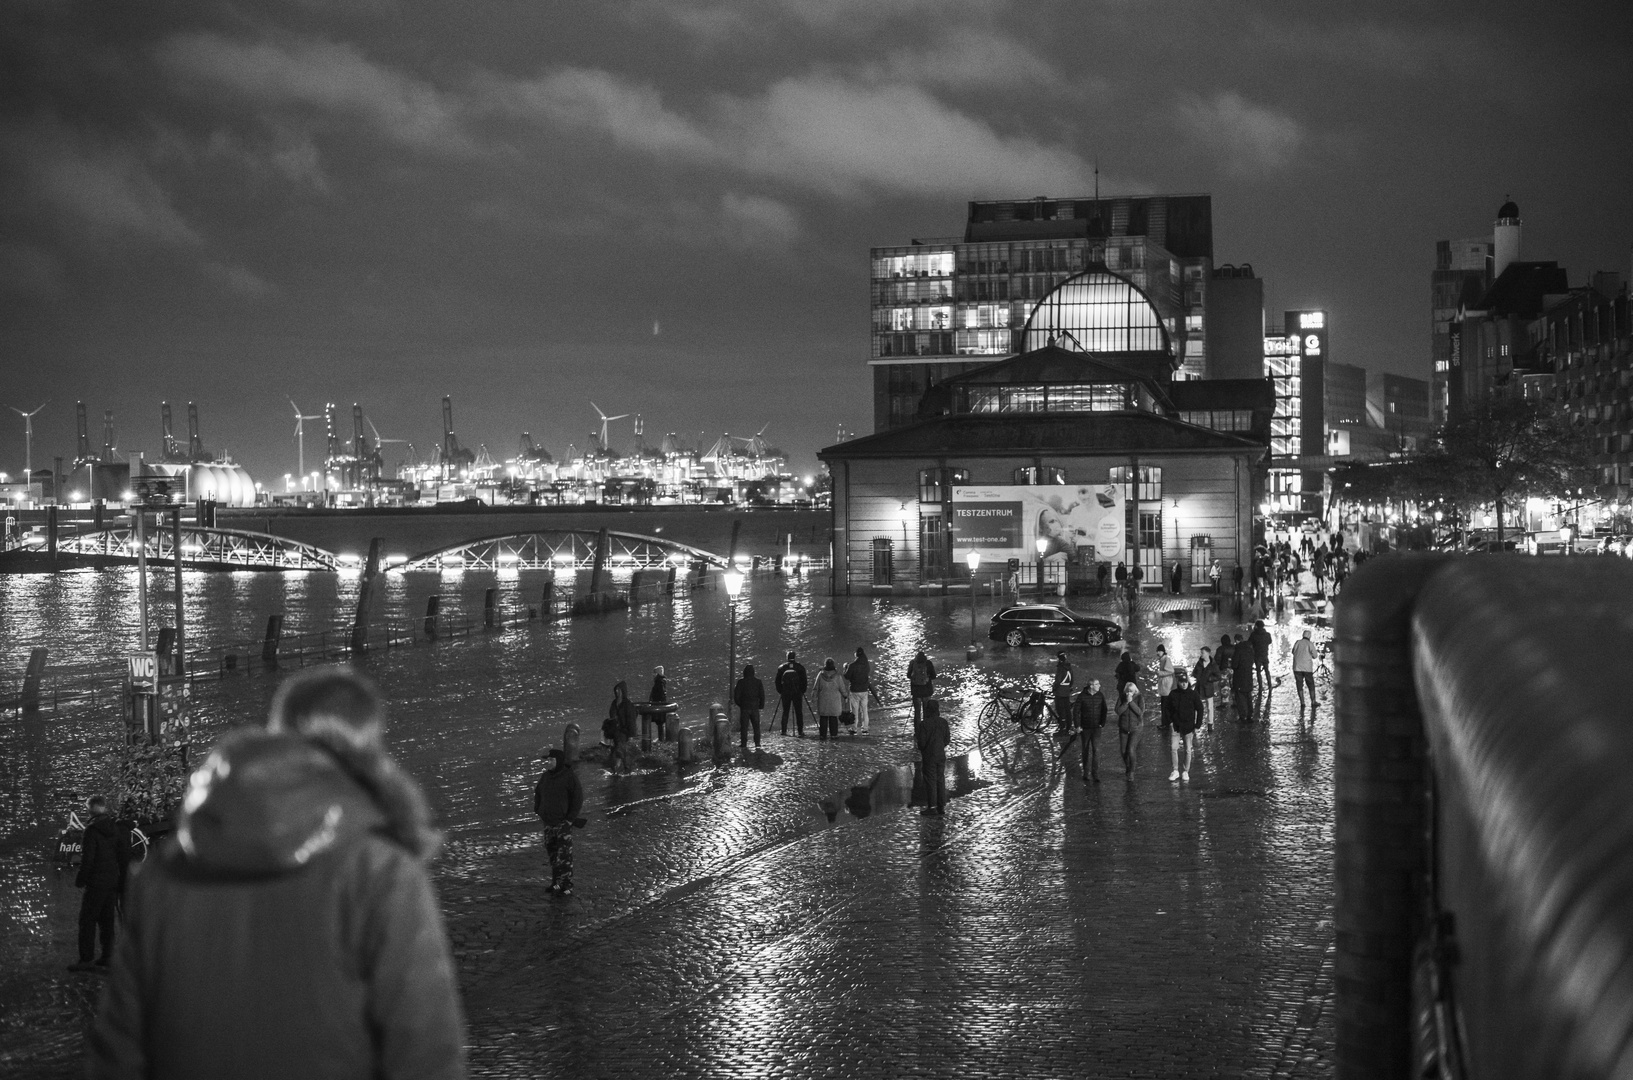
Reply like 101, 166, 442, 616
1286, 310, 1328, 360
951, 485, 1125, 563
1263, 335, 1300, 357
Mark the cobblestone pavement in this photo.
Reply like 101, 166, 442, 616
1, 590, 1335, 1078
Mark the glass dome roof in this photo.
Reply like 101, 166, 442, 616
1019, 269, 1171, 357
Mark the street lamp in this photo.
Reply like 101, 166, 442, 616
965, 550, 981, 658
1035, 536, 1048, 596
723, 569, 745, 706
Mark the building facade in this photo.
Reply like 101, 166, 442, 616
1207, 264, 1265, 380
1524, 278, 1633, 500
870, 194, 1215, 431
1432, 238, 1494, 425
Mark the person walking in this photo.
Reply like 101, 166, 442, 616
1114, 649, 1140, 701
1051, 651, 1075, 733
733, 664, 765, 750
1192, 646, 1218, 731
70, 795, 130, 973
1168, 669, 1202, 782
535, 745, 585, 895
1249, 619, 1274, 695
915, 698, 951, 815
1154, 644, 1176, 729
813, 658, 846, 741
89, 667, 466, 1078
907, 650, 937, 722
775, 652, 808, 737
1292, 629, 1318, 716
1116, 681, 1144, 779
844, 647, 872, 735
1074, 678, 1108, 784
1232, 631, 1256, 724
647, 665, 670, 741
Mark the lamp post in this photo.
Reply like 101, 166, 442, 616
965, 550, 981, 659
723, 569, 744, 706
1035, 536, 1048, 597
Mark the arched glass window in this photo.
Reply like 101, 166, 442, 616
1020, 270, 1170, 355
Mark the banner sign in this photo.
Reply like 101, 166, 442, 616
951, 485, 1125, 563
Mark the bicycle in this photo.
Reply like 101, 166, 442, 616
976, 684, 1074, 774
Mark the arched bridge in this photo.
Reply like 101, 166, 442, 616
52, 526, 341, 571
393, 530, 729, 573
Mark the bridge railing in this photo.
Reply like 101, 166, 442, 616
1334, 555, 1633, 1080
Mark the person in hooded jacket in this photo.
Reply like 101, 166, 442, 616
813, 658, 847, 740
1232, 632, 1256, 723
843, 647, 872, 735
906, 651, 936, 722
1249, 619, 1274, 695
71, 794, 130, 973
1114, 650, 1141, 701
535, 746, 585, 896
915, 698, 951, 815
733, 664, 765, 749
88, 667, 465, 1080
774, 652, 808, 737
606, 681, 639, 773
647, 666, 670, 740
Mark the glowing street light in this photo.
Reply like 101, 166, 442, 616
723, 569, 745, 708
1035, 536, 1049, 597
965, 551, 982, 658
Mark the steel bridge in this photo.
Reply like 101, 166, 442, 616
394, 530, 728, 572
53, 526, 342, 571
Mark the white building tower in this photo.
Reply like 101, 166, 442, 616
1493, 199, 1522, 279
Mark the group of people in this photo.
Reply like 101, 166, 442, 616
1250, 533, 1353, 604
601, 666, 672, 773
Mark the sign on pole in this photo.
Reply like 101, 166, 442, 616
128, 652, 158, 692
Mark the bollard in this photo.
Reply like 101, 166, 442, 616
562, 722, 581, 765
483, 588, 497, 629
676, 726, 694, 764
262, 614, 283, 664
423, 595, 441, 639
709, 703, 731, 761
20, 647, 47, 711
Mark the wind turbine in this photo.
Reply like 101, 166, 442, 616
590, 401, 629, 452
290, 398, 322, 478
367, 417, 416, 479
9, 402, 46, 491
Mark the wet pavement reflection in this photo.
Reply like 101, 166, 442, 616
0, 572, 1334, 1077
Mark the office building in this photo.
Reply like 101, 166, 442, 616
1432, 238, 1492, 424
1525, 274, 1633, 500
1206, 264, 1266, 380
870, 194, 1216, 431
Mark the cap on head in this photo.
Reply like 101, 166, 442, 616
786, 651, 796, 660
268, 666, 384, 748
654, 665, 665, 675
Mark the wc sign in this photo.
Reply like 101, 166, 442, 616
128, 652, 158, 692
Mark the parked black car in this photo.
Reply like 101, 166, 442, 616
988, 605, 1122, 648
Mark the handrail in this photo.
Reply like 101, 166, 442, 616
1333, 554, 1633, 1079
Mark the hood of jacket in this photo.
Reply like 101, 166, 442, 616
86, 815, 120, 842
175, 728, 439, 878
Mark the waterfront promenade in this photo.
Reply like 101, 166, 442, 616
0, 577, 1334, 1077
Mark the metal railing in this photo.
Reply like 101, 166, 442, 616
1333, 555, 1633, 1079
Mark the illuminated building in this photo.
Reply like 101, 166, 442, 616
1263, 309, 1328, 516
870, 194, 1216, 431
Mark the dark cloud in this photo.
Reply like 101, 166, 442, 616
1, 0, 1630, 481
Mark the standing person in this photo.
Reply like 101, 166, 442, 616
89, 667, 466, 1078
1114, 561, 1128, 592
605, 681, 638, 773
915, 698, 951, 815
1116, 682, 1144, 778
1051, 652, 1075, 733
1232, 562, 1244, 596
1214, 635, 1236, 719
1292, 629, 1318, 716
1168, 669, 1202, 782
1191, 647, 1217, 732
1209, 560, 1222, 594
647, 665, 670, 741
813, 658, 846, 741
1249, 619, 1274, 695
70, 795, 130, 973
843, 647, 872, 735
1074, 678, 1108, 784
1170, 561, 1183, 594
1232, 632, 1256, 723
1097, 561, 1110, 595
1114, 649, 1140, 701
774, 652, 808, 737
535, 747, 585, 895
1154, 644, 1176, 728
733, 664, 765, 750
907, 650, 937, 722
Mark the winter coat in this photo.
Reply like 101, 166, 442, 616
1231, 648, 1255, 692
1292, 638, 1316, 673
77, 815, 131, 891
1052, 662, 1074, 696
1114, 658, 1140, 695
1116, 692, 1144, 734
1156, 655, 1176, 696
813, 669, 847, 716
733, 676, 765, 711
88, 728, 464, 1080
775, 661, 808, 699
1191, 659, 1216, 696
907, 656, 936, 694
1076, 689, 1108, 731
534, 749, 583, 826
844, 657, 871, 693
1169, 688, 1203, 735
648, 675, 668, 704
915, 711, 951, 760
1250, 626, 1273, 663
608, 683, 639, 739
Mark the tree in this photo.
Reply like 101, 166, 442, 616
1437, 397, 1597, 544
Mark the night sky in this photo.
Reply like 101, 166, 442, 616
3, 1, 1631, 482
